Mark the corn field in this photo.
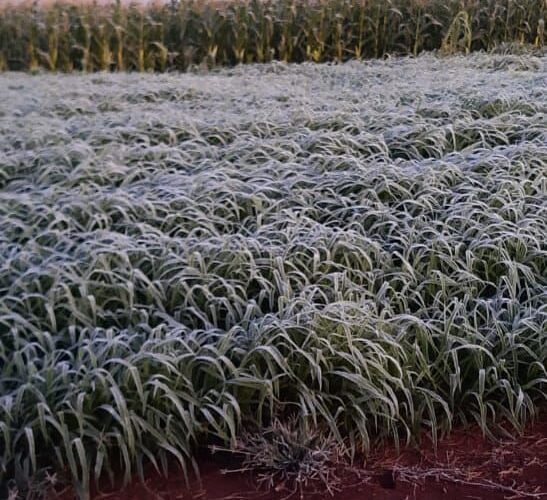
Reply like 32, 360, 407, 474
0, 0, 545, 72
1, 51, 546, 497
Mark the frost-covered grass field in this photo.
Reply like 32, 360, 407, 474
0, 53, 546, 497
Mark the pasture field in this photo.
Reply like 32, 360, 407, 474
0, 53, 546, 498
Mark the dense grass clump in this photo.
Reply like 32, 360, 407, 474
0, 0, 545, 72
0, 53, 546, 497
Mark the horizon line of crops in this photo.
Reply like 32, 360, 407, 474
0, 0, 545, 72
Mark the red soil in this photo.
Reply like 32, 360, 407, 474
52, 419, 547, 500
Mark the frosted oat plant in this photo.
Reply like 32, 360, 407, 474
0, 53, 545, 495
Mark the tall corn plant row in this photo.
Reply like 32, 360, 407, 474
0, 0, 544, 72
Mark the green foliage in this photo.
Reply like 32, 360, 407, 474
0, 53, 546, 498
0, 0, 544, 72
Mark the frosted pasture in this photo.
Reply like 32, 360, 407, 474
0, 53, 545, 493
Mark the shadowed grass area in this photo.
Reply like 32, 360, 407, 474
0, 53, 546, 498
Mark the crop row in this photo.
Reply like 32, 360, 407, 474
1, 53, 545, 497
0, 0, 545, 72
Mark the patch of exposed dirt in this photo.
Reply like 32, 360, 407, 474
51, 418, 547, 500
